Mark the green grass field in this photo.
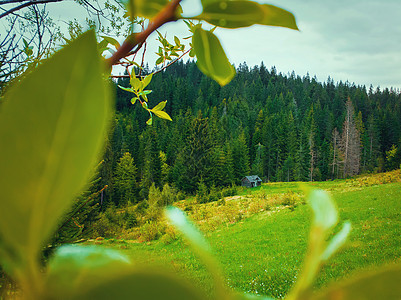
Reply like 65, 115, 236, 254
96, 172, 401, 299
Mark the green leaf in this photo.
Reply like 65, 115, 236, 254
0, 30, 111, 277
118, 85, 134, 93
156, 56, 164, 65
98, 39, 109, 51
142, 102, 148, 109
130, 75, 142, 91
166, 207, 210, 253
192, 27, 235, 86
196, 1, 298, 30
152, 100, 167, 111
240, 294, 275, 300
146, 116, 153, 125
157, 30, 164, 40
260, 4, 298, 30
126, 0, 169, 19
100, 35, 120, 48
286, 190, 347, 299
174, 36, 180, 46
165, 207, 228, 299
142, 73, 153, 89
142, 93, 149, 102
23, 38, 29, 48
308, 190, 338, 231
131, 97, 138, 104
200, 0, 219, 7
311, 264, 401, 300
197, 1, 265, 28
321, 221, 351, 261
45, 245, 131, 297
73, 268, 206, 300
152, 110, 172, 121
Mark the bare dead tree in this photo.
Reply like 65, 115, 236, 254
341, 98, 361, 177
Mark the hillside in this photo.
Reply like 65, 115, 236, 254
95, 61, 401, 209
89, 170, 401, 299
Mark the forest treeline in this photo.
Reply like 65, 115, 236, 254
95, 60, 401, 206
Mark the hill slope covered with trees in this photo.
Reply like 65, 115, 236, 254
101, 61, 401, 206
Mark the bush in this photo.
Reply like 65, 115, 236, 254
160, 226, 177, 245
221, 185, 238, 197
281, 191, 302, 210
92, 213, 120, 238
140, 221, 165, 242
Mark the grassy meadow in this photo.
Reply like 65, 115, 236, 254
89, 170, 401, 299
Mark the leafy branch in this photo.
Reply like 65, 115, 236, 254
105, 0, 182, 69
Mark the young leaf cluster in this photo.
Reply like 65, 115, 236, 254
118, 72, 172, 125
155, 31, 186, 65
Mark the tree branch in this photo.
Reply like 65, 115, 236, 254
0, 0, 63, 19
106, 0, 182, 69
109, 48, 191, 79
0, 0, 30, 5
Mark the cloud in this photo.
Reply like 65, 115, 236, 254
219, 0, 401, 89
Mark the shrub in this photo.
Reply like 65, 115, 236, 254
221, 185, 238, 197
160, 226, 177, 245
248, 200, 264, 214
140, 221, 165, 242
161, 183, 177, 205
281, 191, 303, 210
92, 211, 121, 238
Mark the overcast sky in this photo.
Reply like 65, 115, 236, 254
47, 0, 401, 89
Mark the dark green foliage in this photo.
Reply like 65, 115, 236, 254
114, 152, 137, 206
106, 61, 401, 199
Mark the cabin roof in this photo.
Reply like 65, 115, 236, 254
242, 175, 262, 183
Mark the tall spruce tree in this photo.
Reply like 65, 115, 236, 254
114, 152, 137, 206
232, 130, 250, 182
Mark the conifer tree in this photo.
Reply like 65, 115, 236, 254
283, 111, 297, 181
140, 128, 162, 197
159, 151, 170, 185
175, 115, 213, 193
232, 130, 250, 182
251, 143, 264, 178
330, 128, 343, 179
366, 114, 381, 171
114, 152, 137, 206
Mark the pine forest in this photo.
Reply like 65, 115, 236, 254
100, 60, 401, 206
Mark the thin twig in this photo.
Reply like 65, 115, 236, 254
0, 0, 63, 19
106, 0, 182, 68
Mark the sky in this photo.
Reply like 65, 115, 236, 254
47, 0, 401, 89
